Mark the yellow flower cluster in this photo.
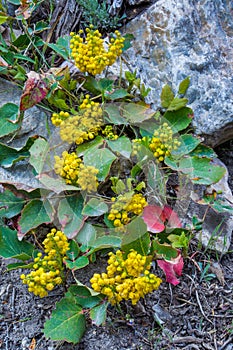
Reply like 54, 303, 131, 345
102, 125, 118, 140
149, 123, 181, 162
54, 151, 81, 185
51, 111, 70, 127
77, 164, 99, 192
54, 151, 99, 192
59, 102, 103, 145
70, 27, 125, 75
90, 250, 162, 305
108, 193, 147, 228
20, 229, 69, 298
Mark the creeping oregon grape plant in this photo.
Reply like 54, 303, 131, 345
0, 23, 231, 345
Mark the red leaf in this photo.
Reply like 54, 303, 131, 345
20, 72, 48, 111
142, 205, 182, 233
157, 254, 184, 285
142, 205, 165, 233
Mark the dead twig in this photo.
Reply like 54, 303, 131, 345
195, 289, 214, 325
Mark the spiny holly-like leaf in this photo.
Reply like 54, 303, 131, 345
122, 232, 150, 256
82, 198, 108, 217
160, 84, 174, 108
120, 103, 155, 123
91, 235, 121, 249
0, 189, 25, 218
0, 103, 20, 137
65, 255, 89, 270
18, 199, 54, 238
105, 88, 130, 100
29, 137, 49, 174
142, 205, 182, 233
76, 223, 97, 246
20, 71, 49, 111
107, 136, 132, 159
164, 107, 193, 133
165, 156, 226, 185
84, 147, 116, 181
0, 136, 37, 168
171, 134, 201, 158
189, 144, 217, 158
37, 174, 80, 193
167, 97, 188, 111
43, 297, 86, 344
90, 302, 108, 326
66, 285, 102, 308
76, 136, 103, 157
104, 104, 129, 125
0, 226, 34, 260
121, 216, 148, 246
57, 194, 84, 238
178, 77, 190, 95
157, 253, 184, 285
152, 239, 178, 260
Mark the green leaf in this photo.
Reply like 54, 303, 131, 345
165, 156, 226, 185
0, 15, 8, 25
43, 297, 86, 344
164, 107, 193, 133
76, 223, 97, 246
29, 137, 50, 174
121, 103, 155, 123
83, 76, 101, 95
57, 194, 84, 239
107, 136, 132, 159
0, 136, 37, 168
34, 20, 49, 33
18, 199, 54, 236
66, 285, 102, 308
152, 239, 178, 260
105, 88, 130, 100
0, 226, 34, 260
98, 78, 113, 92
37, 174, 80, 193
47, 36, 70, 60
6, 261, 34, 272
178, 77, 190, 95
76, 136, 103, 157
66, 240, 80, 260
167, 97, 188, 111
65, 255, 89, 270
91, 236, 121, 249
51, 98, 69, 110
171, 134, 201, 158
7, 0, 20, 4
144, 160, 167, 205
121, 216, 148, 246
0, 190, 25, 218
160, 84, 174, 108
168, 232, 190, 249
0, 103, 20, 137
14, 54, 35, 64
104, 104, 129, 125
82, 198, 108, 217
90, 302, 108, 326
122, 232, 150, 256
84, 147, 116, 181
189, 144, 217, 158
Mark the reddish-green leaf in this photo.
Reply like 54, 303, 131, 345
20, 71, 48, 111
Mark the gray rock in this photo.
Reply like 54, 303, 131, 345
0, 78, 52, 190
123, 0, 233, 146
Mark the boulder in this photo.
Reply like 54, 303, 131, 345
123, 0, 233, 146
0, 78, 51, 191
